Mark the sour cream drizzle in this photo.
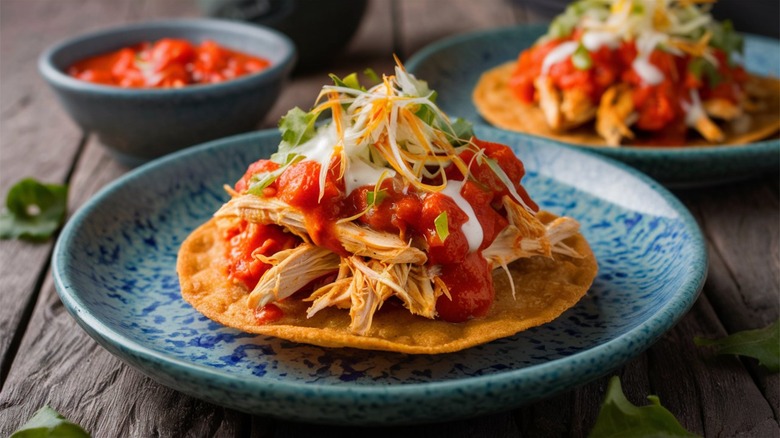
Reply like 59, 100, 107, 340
541, 41, 579, 74
538, 0, 706, 87
440, 181, 483, 252
344, 156, 396, 194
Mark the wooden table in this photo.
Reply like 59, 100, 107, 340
1, 1, 778, 436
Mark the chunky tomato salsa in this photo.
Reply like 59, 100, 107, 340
68, 38, 270, 88
225, 138, 538, 323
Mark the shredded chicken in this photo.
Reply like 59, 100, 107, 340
216, 195, 427, 265
561, 88, 597, 127
690, 111, 725, 142
216, 63, 586, 335
703, 98, 742, 121
247, 243, 340, 309
535, 76, 566, 130
596, 84, 637, 146
229, 190, 582, 334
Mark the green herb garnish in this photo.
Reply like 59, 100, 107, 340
710, 19, 744, 65
0, 178, 68, 242
572, 43, 593, 70
366, 189, 387, 207
688, 57, 723, 88
10, 405, 90, 438
329, 72, 364, 91
695, 319, 780, 372
363, 68, 380, 83
278, 107, 319, 149
434, 211, 449, 242
589, 376, 699, 438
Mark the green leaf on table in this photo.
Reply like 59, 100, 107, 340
0, 178, 68, 242
11, 405, 90, 437
694, 319, 780, 372
588, 376, 699, 438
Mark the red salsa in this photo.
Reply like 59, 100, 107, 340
509, 35, 747, 144
68, 38, 271, 88
229, 138, 538, 323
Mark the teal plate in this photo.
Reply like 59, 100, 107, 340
52, 126, 707, 425
405, 24, 780, 187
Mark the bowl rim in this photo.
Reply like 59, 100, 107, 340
37, 18, 297, 96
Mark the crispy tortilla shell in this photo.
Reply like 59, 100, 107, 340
473, 62, 780, 147
177, 212, 597, 354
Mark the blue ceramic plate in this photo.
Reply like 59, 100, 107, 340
405, 24, 780, 187
52, 126, 706, 425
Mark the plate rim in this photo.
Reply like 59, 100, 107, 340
51, 127, 708, 412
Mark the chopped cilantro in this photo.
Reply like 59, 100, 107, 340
572, 43, 593, 70
366, 189, 387, 207
710, 20, 744, 65
434, 211, 449, 242
688, 57, 723, 87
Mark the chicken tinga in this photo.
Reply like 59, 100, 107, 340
177, 61, 597, 354
473, 0, 780, 147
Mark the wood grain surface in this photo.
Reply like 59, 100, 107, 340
0, 0, 778, 437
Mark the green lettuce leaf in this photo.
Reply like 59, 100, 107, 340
329, 72, 364, 91
694, 319, 779, 372
439, 117, 474, 146
0, 178, 68, 242
278, 107, 319, 149
11, 406, 89, 437
589, 376, 699, 438
710, 19, 744, 65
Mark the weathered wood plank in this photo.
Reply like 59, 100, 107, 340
0, 0, 137, 386
676, 177, 780, 420
1, 1, 778, 437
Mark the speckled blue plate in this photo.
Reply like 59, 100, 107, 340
52, 126, 707, 425
405, 24, 780, 187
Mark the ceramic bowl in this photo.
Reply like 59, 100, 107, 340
197, 0, 368, 71
38, 18, 296, 167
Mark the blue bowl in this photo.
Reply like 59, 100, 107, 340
38, 19, 296, 167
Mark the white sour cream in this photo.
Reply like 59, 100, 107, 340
682, 89, 705, 127
632, 32, 667, 86
581, 31, 621, 51
631, 58, 664, 85
344, 156, 396, 194
541, 41, 580, 74
440, 182, 483, 252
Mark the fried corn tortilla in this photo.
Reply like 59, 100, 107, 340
474, 62, 780, 147
177, 211, 598, 354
